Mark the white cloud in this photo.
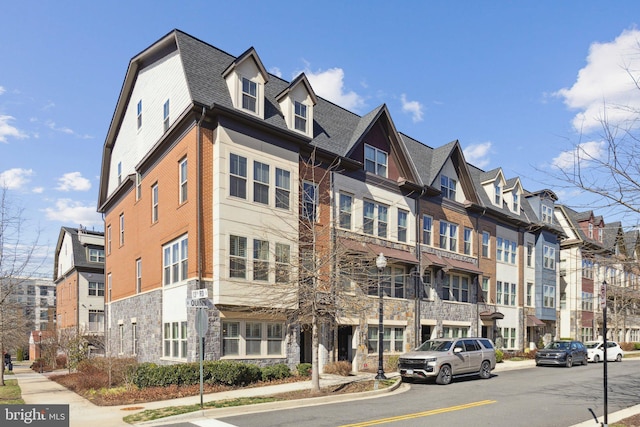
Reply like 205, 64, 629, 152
555, 28, 640, 133
43, 199, 102, 226
551, 140, 605, 170
0, 115, 28, 143
0, 86, 5, 95
56, 172, 92, 192
400, 94, 424, 123
463, 142, 492, 168
32, 187, 44, 194
0, 168, 34, 190
44, 120, 92, 139
269, 67, 282, 78
301, 67, 366, 112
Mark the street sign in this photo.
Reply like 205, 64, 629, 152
186, 298, 209, 308
196, 308, 208, 337
600, 282, 607, 309
192, 289, 208, 299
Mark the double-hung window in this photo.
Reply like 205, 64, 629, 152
542, 204, 553, 224
230, 154, 247, 199
88, 281, 104, 297
137, 100, 142, 129
367, 326, 404, 353
179, 158, 188, 203
230, 235, 247, 279
423, 215, 433, 245
88, 310, 104, 333
242, 78, 257, 113
494, 183, 502, 205
364, 144, 388, 177
302, 182, 318, 222
275, 168, 290, 209
439, 221, 458, 252
253, 239, 269, 281
463, 228, 472, 255
89, 248, 104, 263
482, 231, 490, 257
339, 193, 353, 230
363, 200, 388, 238
151, 183, 159, 223
119, 214, 125, 246
117, 162, 122, 185
246, 322, 262, 355
275, 243, 290, 283
163, 99, 170, 132
513, 193, 519, 212
222, 321, 284, 357
441, 175, 457, 200
543, 245, 556, 269
544, 285, 555, 308
447, 274, 470, 302
222, 322, 240, 355
294, 101, 307, 132
397, 209, 408, 242
163, 321, 187, 359
136, 258, 142, 293
163, 235, 188, 285
253, 161, 269, 204
496, 237, 503, 261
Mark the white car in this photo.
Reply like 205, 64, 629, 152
585, 341, 624, 363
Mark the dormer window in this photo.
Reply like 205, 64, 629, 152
242, 78, 257, 113
441, 175, 457, 200
598, 227, 603, 243
494, 183, 502, 205
364, 144, 388, 177
588, 223, 593, 239
294, 101, 307, 132
512, 193, 519, 213
542, 205, 553, 224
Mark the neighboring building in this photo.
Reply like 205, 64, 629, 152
555, 206, 640, 342
2, 276, 56, 332
97, 29, 581, 372
53, 226, 105, 353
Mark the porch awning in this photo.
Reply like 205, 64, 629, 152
338, 238, 418, 264
527, 315, 545, 327
422, 252, 482, 274
479, 310, 504, 320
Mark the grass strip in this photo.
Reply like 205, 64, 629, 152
0, 378, 25, 404
123, 396, 281, 423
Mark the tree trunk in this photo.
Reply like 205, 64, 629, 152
311, 312, 320, 392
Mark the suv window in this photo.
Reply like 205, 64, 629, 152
478, 339, 494, 350
462, 339, 480, 351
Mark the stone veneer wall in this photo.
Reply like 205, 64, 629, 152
107, 289, 162, 363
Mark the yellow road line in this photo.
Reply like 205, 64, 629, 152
338, 400, 497, 427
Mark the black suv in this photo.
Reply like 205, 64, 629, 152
535, 340, 587, 367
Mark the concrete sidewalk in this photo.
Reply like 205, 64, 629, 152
8, 358, 639, 427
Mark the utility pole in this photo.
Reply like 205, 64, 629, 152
601, 281, 608, 427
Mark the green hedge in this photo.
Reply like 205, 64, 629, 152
131, 360, 291, 389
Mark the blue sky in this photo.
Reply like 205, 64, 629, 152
2, 1, 640, 275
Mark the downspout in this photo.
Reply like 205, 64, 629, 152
197, 106, 206, 289
415, 187, 426, 347
475, 208, 487, 338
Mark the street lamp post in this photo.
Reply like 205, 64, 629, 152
38, 331, 42, 374
375, 253, 387, 380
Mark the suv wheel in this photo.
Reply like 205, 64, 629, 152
436, 365, 452, 385
565, 356, 573, 368
479, 360, 491, 379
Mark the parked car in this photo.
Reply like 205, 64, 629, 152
585, 341, 624, 363
535, 340, 588, 367
398, 337, 496, 385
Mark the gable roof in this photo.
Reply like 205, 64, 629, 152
53, 227, 105, 279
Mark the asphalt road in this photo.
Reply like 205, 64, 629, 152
160, 359, 640, 427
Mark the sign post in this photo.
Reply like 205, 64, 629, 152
189, 289, 209, 410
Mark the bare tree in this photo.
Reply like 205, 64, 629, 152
233, 150, 380, 392
0, 187, 43, 385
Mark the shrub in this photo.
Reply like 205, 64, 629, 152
495, 349, 504, 363
203, 360, 261, 386
296, 363, 312, 376
56, 354, 67, 369
636, 342, 640, 351
323, 361, 352, 376
386, 355, 399, 372
261, 364, 291, 381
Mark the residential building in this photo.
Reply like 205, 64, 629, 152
98, 29, 567, 372
2, 276, 56, 332
53, 226, 105, 353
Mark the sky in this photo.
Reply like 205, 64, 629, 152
2, 1, 640, 276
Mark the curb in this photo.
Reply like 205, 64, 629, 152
137, 377, 407, 426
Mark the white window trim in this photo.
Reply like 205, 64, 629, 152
222, 320, 285, 358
